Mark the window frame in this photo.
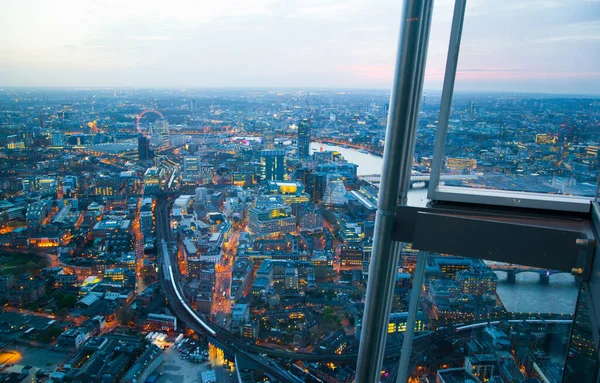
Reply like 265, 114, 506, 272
426, 0, 596, 214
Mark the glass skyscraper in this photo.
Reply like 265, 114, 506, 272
298, 118, 311, 158
138, 135, 151, 160
260, 149, 286, 181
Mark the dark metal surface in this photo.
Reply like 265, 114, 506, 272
393, 204, 595, 272
412, 211, 583, 272
589, 203, 600, 356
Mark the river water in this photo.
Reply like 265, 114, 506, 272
311, 142, 579, 314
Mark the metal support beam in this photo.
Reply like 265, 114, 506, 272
425, 0, 593, 214
397, 250, 427, 382
355, 0, 434, 381
392, 204, 595, 273
428, 0, 467, 200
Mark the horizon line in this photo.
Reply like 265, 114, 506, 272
1, 85, 599, 98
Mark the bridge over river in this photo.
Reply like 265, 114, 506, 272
488, 263, 572, 284
359, 173, 478, 187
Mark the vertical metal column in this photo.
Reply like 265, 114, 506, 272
427, 0, 468, 200
595, 173, 599, 203
396, 251, 427, 382
355, 0, 434, 382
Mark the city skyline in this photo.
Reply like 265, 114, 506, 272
1, 0, 599, 94
0, 85, 596, 382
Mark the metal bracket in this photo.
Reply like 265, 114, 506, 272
576, 238, 596, 282
393, 204, 594, 273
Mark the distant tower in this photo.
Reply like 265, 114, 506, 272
138, 136, 151, 160
260, 149, 286, 181
298, 118, 311, 158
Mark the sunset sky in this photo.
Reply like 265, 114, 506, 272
1, 0, 598, 94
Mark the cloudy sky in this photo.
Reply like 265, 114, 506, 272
0, 0, 598, 94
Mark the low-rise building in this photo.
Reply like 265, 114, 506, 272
146, 313, 177, 331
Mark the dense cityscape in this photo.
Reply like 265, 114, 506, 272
0, 87, 597, 383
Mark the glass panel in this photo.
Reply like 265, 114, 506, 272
439, 0, 600, 198
385, 252, 582, 383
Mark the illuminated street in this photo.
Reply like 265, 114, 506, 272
133, 197, 147, 294
211, 227, 243, 325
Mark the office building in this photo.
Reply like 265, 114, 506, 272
138, 136, 152, 160
285, 266, 299, 290
52, 131, 67, 146
260, 149, 286, 181
437, 368, 481, 383
340, 242, 363, 268
388, 312, 426, 333
248, 198, 296, 239
26, 200, 51, 229
93, 175, 118, 196
143, 167, 162, 194
183, 154, 201, 176
140, 211, 154, 237
322, 173, 347, 206
297, 204, 323, 232
146, 313, 177, 331
297, 118, 311, 158
264, 180, 310, 204
22, 176, 59, 194
316, 163, 359, 187
456, 268, 498, 297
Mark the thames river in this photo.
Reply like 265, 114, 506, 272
311, 142, 579, 314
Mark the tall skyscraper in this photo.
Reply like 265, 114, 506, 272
138, 136, 151, 160
260, 149, 286, 181
297, 118, 311, 158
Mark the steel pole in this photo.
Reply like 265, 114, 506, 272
427, 0, 467, 200
396, 251, 427, 382
355, 0, 434, 382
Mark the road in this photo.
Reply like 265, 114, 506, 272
211, 226, 242, 324
133, 197, 147, 294
155, 197, 303, 383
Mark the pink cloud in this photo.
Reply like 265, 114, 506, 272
344, 64, 447, 82
341, 65, 600, 86
456, 69, 600, 81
